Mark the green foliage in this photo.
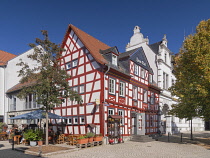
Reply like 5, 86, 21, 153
24, 129, 43, 141
16, 30, 82, 110
78, 135, 88, 139
86, 132, 95, 138
170, 19, 210, 120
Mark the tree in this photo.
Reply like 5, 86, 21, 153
17, 30, 82, 145
170, 19, 210, 138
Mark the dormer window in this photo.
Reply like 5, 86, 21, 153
112, 54, 117, 66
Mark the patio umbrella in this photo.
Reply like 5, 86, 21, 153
9, 109, 66, 120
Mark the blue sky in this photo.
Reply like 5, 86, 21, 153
0, 0, 209, 55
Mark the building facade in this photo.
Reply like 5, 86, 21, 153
0, 50, 16, 122
126, 26, 205, 134
4, 47, 42, 127
53, 24, 160, 139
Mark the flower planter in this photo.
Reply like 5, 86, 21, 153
77, 138, 88, 144
88, 137, 94, 143
118, 138, 122, 143
109, 139, 114, 144
30, 141, 37, 146
94, 136, 103, 141
37, 140, 43, 146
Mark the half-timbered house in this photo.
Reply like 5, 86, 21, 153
54, 24, 161, 140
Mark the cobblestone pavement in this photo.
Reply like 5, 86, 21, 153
0, 141, 38, 158
48, 140, 210, 158
1, 131, 210, 158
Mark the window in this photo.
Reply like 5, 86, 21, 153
118, 110, 124, 124
67, 118, 72, 124
72, 59, 78, 67
79, 85, 85, 94
108, 108, 114, 115
11, 96, 16, 111
112, 54, 117, 66
166, 74, 168, 89
163, 72, 169, 89
141, 68, 145, 78
72, 86, 78, 93
172, 79, 175, 86
80, 117, 85, 124
150, 93, 154, 104
66, 62, 71, 70
74, 117, 78, 124
9, 115, 15, 124
165, 53, 167, 63
149, 74, 153, 83
109, 78, 116, 94
134, 64, 139, 75
143, 90, 147, 103
119, 82, 125, 97
133, 86, 138, 100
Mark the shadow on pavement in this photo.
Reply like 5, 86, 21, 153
156, 131, 210, 149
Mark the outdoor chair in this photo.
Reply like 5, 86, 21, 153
13, 135, 21, 145
56, 134, 65, 144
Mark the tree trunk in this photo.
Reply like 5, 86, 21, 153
45, 111, 49, 145
190, 118, 193, 140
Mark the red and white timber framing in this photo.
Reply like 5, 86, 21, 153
53, 26, 160, 137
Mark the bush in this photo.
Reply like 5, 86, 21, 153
86, 132, 95, 138
78, 135, 87, 139
24, 129, 43, 141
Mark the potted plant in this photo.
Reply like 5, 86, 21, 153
86, 132, 95, 142
24, 129, 43, 146
77, 135, 88, 144
93, 133, 103, 141
36, 129, 44, 146
109, 138, 114, 144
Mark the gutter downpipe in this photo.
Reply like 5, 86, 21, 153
103, 64, 110, 144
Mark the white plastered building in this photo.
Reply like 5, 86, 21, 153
125, 26, 205, 134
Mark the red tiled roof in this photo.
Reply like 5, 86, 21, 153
6, 80, 37, 93
0, 50, 16, 66
62, 24, 110, 65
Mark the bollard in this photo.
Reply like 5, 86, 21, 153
12, 137, 14, 150
168, 132, 170, 142
181, 133, 183, 142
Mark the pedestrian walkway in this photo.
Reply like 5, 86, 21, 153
0, 141, 38, 158
48, 140, 210, 158
1, 131, 210, 158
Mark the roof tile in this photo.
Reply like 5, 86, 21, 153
0, 50, 16, 66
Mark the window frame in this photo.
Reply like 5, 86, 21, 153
109, 78, 116, 95
133, 86, 138, 101
150, 92, 154, 105
73, 117, 78, 124
79, 85, 85, 94
66, 62, 71, 70
80, 117, 85, 124
72, 59, 78, 68
143, 89, 147, 103
108, 108, 114, 116
119, 81, 125, 97
112, 54, 117, 66
118, 109, 124, 125
141, 68, 145, 79
134, 64, 139, 76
